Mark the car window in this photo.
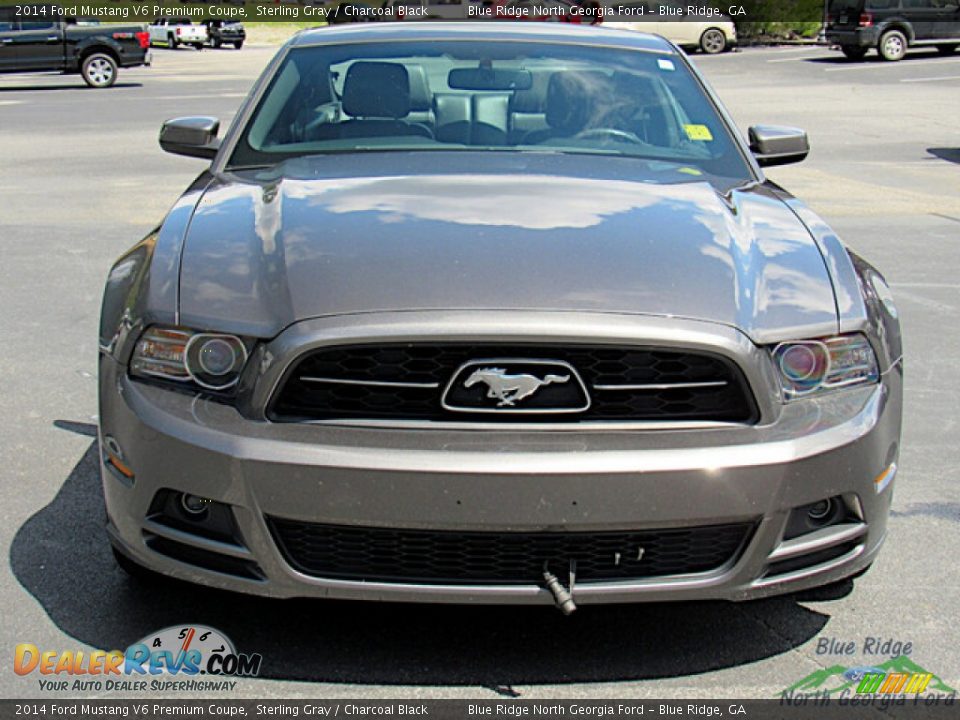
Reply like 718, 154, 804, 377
230, 40, 753, 185
829, 0, 865, 12
18, 21, 56, 30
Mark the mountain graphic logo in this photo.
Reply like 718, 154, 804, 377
782, 656, 956, 696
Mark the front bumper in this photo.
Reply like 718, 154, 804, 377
100, 312, 901, 605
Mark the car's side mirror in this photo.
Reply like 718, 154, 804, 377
159, 116, 221, 160
748, 125, 809, 167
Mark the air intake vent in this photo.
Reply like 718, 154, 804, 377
267, 518, 756, 585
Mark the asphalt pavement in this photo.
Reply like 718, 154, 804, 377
1, 40, 958, 700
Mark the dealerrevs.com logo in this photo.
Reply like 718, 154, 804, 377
14, 625, 262, 693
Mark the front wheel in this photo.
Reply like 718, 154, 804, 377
168, 33, 179, 49
878, 29, 907, 61
233, 41, 243, 50
193, 43, 203, 51
81, 53, 118, 88
211, 37, 222, 49
841, 45, 868, 60
700, 28, 727, 55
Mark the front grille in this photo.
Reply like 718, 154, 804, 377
267, 518, 755, 585
269, 344, 757, 423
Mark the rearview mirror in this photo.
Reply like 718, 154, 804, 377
448, 68, 533, 91
160, 116, 221, 160
748, 125, 809, 167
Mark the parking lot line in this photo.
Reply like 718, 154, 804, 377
825, 57, 960, 71
142, 93, 248, 100
757, 45, 826, 54
900, 74, 960, 82
767, 53, 830, 63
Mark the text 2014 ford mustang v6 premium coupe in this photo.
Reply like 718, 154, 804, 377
99, 23, 902, 611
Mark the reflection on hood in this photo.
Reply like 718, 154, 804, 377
177, 152, 837, 343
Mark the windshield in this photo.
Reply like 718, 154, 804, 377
229, 40, 753, 183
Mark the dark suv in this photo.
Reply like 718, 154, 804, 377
202, 20, 245, 50
826, 0, 960, 60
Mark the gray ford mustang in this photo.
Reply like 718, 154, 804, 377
99, 23, 902, 611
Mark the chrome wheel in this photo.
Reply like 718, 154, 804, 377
700, 28, 726, 55
880, 31, 906, 61
82, 54, 117, 88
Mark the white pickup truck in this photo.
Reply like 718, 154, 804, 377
148, 18, 208, 51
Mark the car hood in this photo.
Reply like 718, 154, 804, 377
178, 152, 838, 344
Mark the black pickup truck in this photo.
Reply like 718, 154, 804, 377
0, 12, 150, 88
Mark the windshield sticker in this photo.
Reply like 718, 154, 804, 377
657, 58, 675, 71
683, 124, 714, 142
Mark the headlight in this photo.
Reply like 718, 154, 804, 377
130, 326, 249, 391
772, 334, 879, 400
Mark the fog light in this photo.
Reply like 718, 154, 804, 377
148, 489, 240, 545
783, 495, 849, 540
807, 498, 834, 522
180, 494, 211, 516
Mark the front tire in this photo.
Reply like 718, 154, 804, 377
700, 28, 727, 55
81, 53, 118, 89
211, 37, 222, 49
878, 29, 907, 61
168, 33, 179, 49
841, 45, 868, 60
193, 43, 203, 51
233, 41, 243, 50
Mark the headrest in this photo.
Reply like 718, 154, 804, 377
406, 64, 432, 112
510, 69, 551, 114
545, 71, 610, 133
342, 62, 411, 119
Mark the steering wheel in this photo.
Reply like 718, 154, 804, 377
574, 128, 646, 145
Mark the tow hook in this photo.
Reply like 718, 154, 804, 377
542, 560, 577, 615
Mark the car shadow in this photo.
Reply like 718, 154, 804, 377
927, 148, 960, 165
0, 82, 142, 93
9, 426, 836, 688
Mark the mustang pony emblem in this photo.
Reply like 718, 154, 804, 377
463, 367, 570, 407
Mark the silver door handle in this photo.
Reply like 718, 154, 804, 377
47, 35, 60, 42
0, 39, 12, 44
